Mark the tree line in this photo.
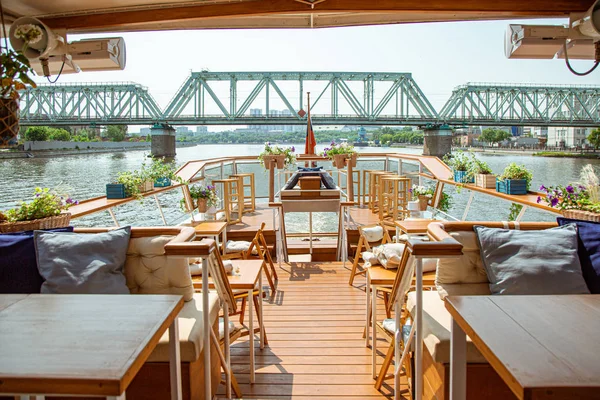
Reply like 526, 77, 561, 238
22, 125, 143, 143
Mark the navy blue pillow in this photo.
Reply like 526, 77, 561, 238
298, 166, 323, 172
0, 227, 74, 294
557, 217, 600, 294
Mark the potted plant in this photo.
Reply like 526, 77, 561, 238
147, 157, 179, 187
1, 49, 37, 147
537, 165, 600, 222
258, 142, 297, 170
410, 185, 434, 211
0, 187, 77, 233
496, 163, 532, 195
189, 184, 219, 213
107, 171, 144, 200
471, 158, 496, 189
323, 141, 358, 169
443, 151, 474, 184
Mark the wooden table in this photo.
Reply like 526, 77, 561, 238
394, 219, 436, 236
192, 260, 264, 383
194, 221, 227, 254
445, 295, 600, 400
0, 294, 184, 399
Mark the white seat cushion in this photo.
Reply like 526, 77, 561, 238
361, 251, 380, 266
189, 259, 233, 276
362, 225, 384, 242
225, 240, 259, 255
407, 291, 487, 364
373, 243, 405, 269
125, 235, 194, 301
148, 292, 220, 363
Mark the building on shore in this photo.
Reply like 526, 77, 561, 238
547, 127, 592, 148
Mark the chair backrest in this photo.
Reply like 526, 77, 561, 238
386, 245, 414, 315
246, 222, 268, 258
358, 222, 392, 250
206, 247, 238, 313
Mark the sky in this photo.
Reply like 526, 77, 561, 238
31, 18, 600, 132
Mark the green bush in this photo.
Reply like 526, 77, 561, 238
106, 125, 127, 142
72, 135, 90, 142
48, 128, 71, 141
25, 126, 50, 141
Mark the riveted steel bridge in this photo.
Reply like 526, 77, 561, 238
18, 72, 600, 127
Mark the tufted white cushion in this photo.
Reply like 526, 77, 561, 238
435, 231, 488, 296
362, 226, 384, 243
125, 235, 194, 301
188, 259, 234, 276
361, 251, 379, 266
373, 243, 405, 269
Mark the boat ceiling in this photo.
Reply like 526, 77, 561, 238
1, 0, 594, 33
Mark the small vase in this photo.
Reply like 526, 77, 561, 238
197, 198, 208, 213
418, 195, 430, 211
263, 155, 285, 169
350, 153, 358, 167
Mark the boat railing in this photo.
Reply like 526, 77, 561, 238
66, 152, 560, 230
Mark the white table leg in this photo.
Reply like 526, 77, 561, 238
415, 258, 423, 400
450, 317, 467, 400
201, 258, 211, 400
222, 229, 227, 255
215, 234, 221, 256
248, 288, 255, 384
169, 316, 182, 400
259, 274, 264, 350
365, 274, 371, 348
107, 394, 126, 400
372, 284, 377, 379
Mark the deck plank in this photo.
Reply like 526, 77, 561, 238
217, 261, 406, 399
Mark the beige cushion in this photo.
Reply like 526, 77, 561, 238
407, 291, 487, 364
435, 231, 488, 295
361, 251, 379, 266
125, 236, 194, 301
374, 243, 405, 269
225, 240, 259, 255
188, 259, 233, 276
362, 225, 384, 242
436, 283, 491, 299
148, 293, 220, 363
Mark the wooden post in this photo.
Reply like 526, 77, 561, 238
269, 160, 275, 203
347, 157, 354, 203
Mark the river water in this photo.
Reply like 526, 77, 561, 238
1, 144, 599, 231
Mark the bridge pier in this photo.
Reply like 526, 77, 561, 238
150, 123, 176, 158
422, 125, 452, 158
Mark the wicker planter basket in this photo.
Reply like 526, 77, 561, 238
197, 198, 208, 213
0, 98, 19, 148
0, 213, 71, 233
418, 195, 430, 211
139, 181, 154, 193
562, 210, 600, 222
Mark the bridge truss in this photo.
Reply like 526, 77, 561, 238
19, 82, 163, 125
17, 74, 600, 127
163, 71, 438, 125
439, 83, 600, 127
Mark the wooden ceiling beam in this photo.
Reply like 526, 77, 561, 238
40, 0, 595, 31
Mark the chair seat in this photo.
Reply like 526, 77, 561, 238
368, 267, 436, 287
147, 293, 220, 363
219, 317, 244, 341
407, 291, 487, 364
380, 319, 413, 344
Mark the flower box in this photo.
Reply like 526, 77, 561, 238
418, 195, 430, 211
562, 210, 600, 222
197, 198, 208, 213
139, 180, 153, 193
332, 154, 347, 169
453, 170, 474, 184
262, 155, 285, 169
0, 213, 71, 233
106, 184, 130, 199
475, 174, 496, 189
154, 177, 172, 187
496, 179, 527, 195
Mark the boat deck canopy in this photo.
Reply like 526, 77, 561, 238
1, 0, 594, 33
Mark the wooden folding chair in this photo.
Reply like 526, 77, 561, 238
349, 222, 393, 285
224, 222, 278, 295
374, 245, 417, 400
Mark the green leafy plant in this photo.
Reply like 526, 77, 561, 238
258, 142, 297, 167
438, 191, 452, 213
508, 203, 523, 221
410, 184, 434, 200
498, 163, 533, 190
147, 156, 182, 182
1, 187, 77, 222
48, 128, 71, 141
471, 157, 493, 175
115, 171, 144, 199
1, 49, 37, 100
443, 150, 473, 172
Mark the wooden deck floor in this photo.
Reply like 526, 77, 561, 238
218, 262, 409, 399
